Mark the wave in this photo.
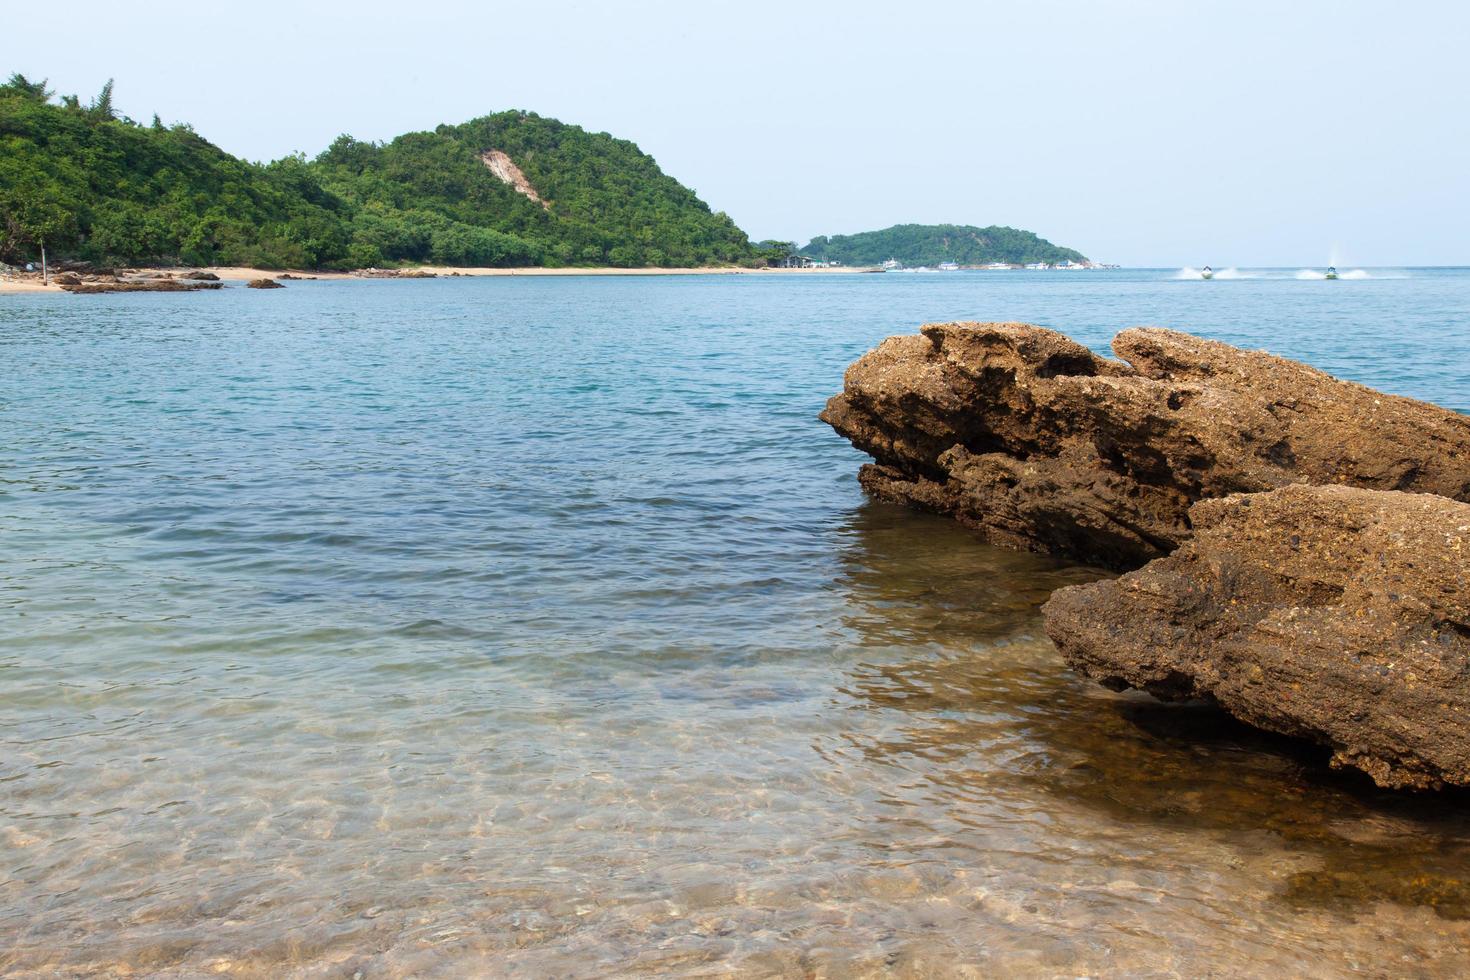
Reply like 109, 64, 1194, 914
1295, 268, 1374, 280
1176, 267, 1252, 280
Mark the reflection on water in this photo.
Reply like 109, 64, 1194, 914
830, 507, 1470, 974
4, 273, 1470, 976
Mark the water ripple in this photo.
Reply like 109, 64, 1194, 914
2, 271, 1469, 975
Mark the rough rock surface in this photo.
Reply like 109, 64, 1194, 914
1043, 485, 1470, 789
353, 268, 436, 279
246, 278, 284, 289
820, 322, 1470, 568
479, 149, 548, 208
60, 278, 223, 293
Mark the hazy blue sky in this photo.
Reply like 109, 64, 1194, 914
6, 0, 1466, 265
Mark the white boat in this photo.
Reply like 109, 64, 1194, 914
983, 262, 1010, 270
1324, 266, 1338, 280
881, 257, 902, 271
937, 261, 959, 271
1201, 266, 1214, 280
1025, 262, 1049, 270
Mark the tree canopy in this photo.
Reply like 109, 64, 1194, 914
0, 74, 757, 269
313, 112, 754, 268
0, 74, 355, 268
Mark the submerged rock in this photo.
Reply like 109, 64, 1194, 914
820, 322, 1470, 569
1043, 485, 1470, 789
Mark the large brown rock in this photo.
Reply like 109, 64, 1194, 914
820, 322, 1470, 568
1043, 485, 1470, 789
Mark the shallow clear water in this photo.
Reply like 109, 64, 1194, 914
3, 269, 1469, 976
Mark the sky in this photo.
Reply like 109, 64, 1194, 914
5, 0, 1467, 266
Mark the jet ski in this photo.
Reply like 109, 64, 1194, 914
1324, 266, 1338, 280
1200, 266, 1214, 280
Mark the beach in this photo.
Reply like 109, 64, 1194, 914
0, 264, 879, 294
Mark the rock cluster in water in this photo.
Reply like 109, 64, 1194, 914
47, 268, 229, 292
353, 268, 437, 278
821, 322, 1470, 569
823, 322, 1470, 788
58, 273, 225, 293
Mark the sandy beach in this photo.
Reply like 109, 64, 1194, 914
0, 264, 879, 295
0, 277, 66, 293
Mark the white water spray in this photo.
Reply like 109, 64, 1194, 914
1176, 266, 1251, 280
1296, 268, 1373, 280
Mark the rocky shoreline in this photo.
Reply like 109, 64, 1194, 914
824, 322, 1470, 788
17, 267, 229, 293
0, 263, 885, 295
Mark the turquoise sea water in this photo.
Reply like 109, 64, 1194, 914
3, 268, 1469, 975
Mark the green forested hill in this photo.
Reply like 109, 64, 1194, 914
0, 76, 352, 269
0, 74, 755, 269
803, 224, 1087, 266
314, 112, 752, 268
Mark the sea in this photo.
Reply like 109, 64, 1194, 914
3, 267, 1469, 976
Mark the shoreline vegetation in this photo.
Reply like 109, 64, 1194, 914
1, 72, 1091, 278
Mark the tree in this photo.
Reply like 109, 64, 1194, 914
89, 78, 115, 121
755, 240, 796, 267
1, 73, 52, 101
0, 170, 75, 267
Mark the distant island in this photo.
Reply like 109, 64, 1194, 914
798, 224, 1089, 268
0, 74, 755, 271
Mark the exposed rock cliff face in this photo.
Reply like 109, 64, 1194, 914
1043, 485, 1470, 789
480, 149, 548, 209
820, 322, 1470, 569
